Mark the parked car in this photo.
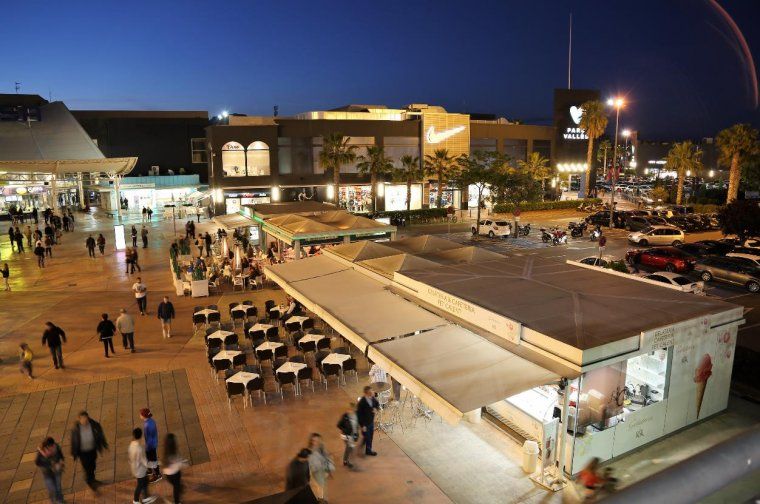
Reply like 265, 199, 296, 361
628, 226, 685, 247
625, 215, 667, 231
731, 246, 760, 257
695, 256, 760, 293
674, 243, 714, 259
694, 240, 734, 256
643, 272, 704, 294
585, 211, 611, 226
578, 255, 616, 268
626, 247, 696, 273
472, 219, 511, 238
666, 216, 699, 232
743, 238, 760, 250
725, 253, 760, 268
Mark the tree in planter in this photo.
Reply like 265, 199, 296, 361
453, 151, 510, 233
716, 124, 759, 203
579, 100, 609, 196
392, 154, 423, 213
718, 200, 760, 243
356, 146, 394, 212
651, 186, 669, 205
319, 133, 357, 206
666, 141, 703, 205
517, 152, 553, 201
424, 148, 458, 208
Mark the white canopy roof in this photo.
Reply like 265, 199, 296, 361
213, 213, 257, 230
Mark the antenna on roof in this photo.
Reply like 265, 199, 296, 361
48, 88, 53, 102
567, 13, 573, 89
15, 81, 21, 93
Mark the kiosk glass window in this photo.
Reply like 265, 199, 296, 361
246, 141, 270, 176
222, 141, 246, 177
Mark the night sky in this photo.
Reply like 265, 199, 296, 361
4, 0, 759, 140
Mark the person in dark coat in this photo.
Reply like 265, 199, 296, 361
86, 235, 96, 258
357, 386, 379, 456
70, 411, 108, 490
14, 228, 24, 253
41, 322, 66, 369
285, 449, 311, 491
35, 437, 65, 503
96, 313, 116, 358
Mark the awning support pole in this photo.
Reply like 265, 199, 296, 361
114, 174, 122, 222
77, 173, 86, 209
294, 240, 301, 260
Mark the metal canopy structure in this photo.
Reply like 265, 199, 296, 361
213, 213, 257, 230
262, 210, 396, 245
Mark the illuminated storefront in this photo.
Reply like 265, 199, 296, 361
384, 183, 422, 211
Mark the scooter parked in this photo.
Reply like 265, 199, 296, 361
568, 221, 587, 238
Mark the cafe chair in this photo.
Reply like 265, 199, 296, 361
228, 302, 238, 314
224, 368, 238, 380
243, 321, 254, 335
274, 345, 289, 361
220, 322, 234, 332
232, 353, 247, 368
343, 357, 358, 383
231, 310, 246, 329
275, 371, 297, 399
224, 333, 239, 346
297, 366, 315, 394
264, 300, 276, 312
207, 304, 219, 311
250, 329, 265, 343
207, 312, 221, 326
226, 381, 246, 410
333, 346, 350, 355
298, 340, 316, 359
242, 299, 253, 306
315, 350, 330, 368
245, 306, 258, 321
255, 348, 274, 373
193, 313, 207, 331
321, 363, 342, 389
224, 343, 239, 351
273, 357, 288, 371
213, 358, 231, 381
194, 306, 204, 313
316, 338, 331, 352
265, 326, 279, 341
289, 355, 305, 364
233, 276, 244, 292
301, 319, 315, 332
207, 346, 220, 365
246, 377, 266, 406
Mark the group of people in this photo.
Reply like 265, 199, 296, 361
131, 225, 149, 248
35, 407, 186, 504
140, 207, 154, 222
286, 386, 380, 503
7, 209, 72, 268
85, 234, 107, 258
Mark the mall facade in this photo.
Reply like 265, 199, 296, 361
205, 103, 556, 215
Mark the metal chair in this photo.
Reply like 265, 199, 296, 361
224, 333, 239, 346
243, 364, 259, 374
301, 318, 315, 332
298, 340, 316, 358
289, 355, 305, 364
246, 376, 266, 405
343, 357, 358, 383
226, 381, 246, 409
265, 326, 279, 341
243, 321, 254, 335
255, 348, 273, 373
264, 300, 276, 313
274, 345, 289, 361
207, 304, 219, 310
232, 352, 247, 368
315, 350, 330, 368
297, 366, 315, 393
193, 313, 207, 331
242, 299, 253, 306
321, 363, 341, 389
228, 302, 238, 314
224, 343, 240, 351
207, 312, 221, 326
245, 306, 258, 321
224, 368, 238, 380
231, 310, 246, 329
275, 371, 297, 399
316, 337, 331, 352
333, 346, 350, 355
212, 358, 231, 381
194, 306, 204, 313
250, 329, 265, 342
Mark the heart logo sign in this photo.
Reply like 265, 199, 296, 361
569, 106, 583, 125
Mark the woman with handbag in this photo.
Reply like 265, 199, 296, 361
307, 433, 334, 503
337, 403, 359, 469
35, 437, 65, 504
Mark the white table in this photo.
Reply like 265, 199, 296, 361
230, 304, 254, 314
256, 341, 284, 353
213, 350, 242, 362
226, 371, 260, 385
206, 330, 236, 345
298, 333, 327, 345
194, 308, 219, 318
287, 315, 310, 327
249, 323, 273, 335
275, 362, 307, 395
322, 353, 351, 367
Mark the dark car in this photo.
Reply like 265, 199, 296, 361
625, 247, 697, 273
695, 257, 760, 293
695, 240, 734, 256
625, 215, 668, 231
666, 216, 697, 232
585, 211, 610, 226
675, 242, 714, 259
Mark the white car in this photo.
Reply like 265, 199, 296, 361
725, 253, 760, 268
628, 225, 685, 246
643, 272, 705, 294
472, 219, 511, 238
578, 255, 617, 268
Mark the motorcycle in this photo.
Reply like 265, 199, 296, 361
589, 226, 603, 242
515, 223, 531, 237
568, 221, 587, 238
540, 227, 553, 243
541, 227, 568, 246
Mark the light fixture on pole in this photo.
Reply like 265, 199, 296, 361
607, 97, 625, 229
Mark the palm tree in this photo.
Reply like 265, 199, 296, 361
517, 152, 553, 201
356, 146, 394, 212
424, 148, 457, 207
716, 124, 760, 203
579, 100, 608, 196
666, 141, 703, 205
319, 133, 357, 205
596, 139, 612, 183
392, 154, 423, 213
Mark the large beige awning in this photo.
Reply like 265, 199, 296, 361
213, 213, 257, 230
262, 210, 395, 245
0, 158, 137, 175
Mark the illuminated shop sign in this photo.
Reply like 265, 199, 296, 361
563, 105, 588, 141
426, 125, 465, 144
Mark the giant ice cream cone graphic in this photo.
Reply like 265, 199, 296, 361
693, 353, 713, 418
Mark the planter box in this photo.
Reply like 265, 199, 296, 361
191, 279, 209, 297
174, 278, 184, 296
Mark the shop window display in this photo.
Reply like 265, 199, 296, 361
246, 141, 270, 176
385, 184, 422, 211
222, 141, 246, 177
428, 186, 460, 209
339, 185, 372, 213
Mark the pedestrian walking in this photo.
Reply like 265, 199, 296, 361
162, 433, 187, 504
97, 313, 116, 358
96, 233, 106, 255
337, 402, 359, 469
35, 239, 46, 268
42, 322, 66, 369
131, 247, 142, 273
147, 207, 153, 220
32, 206, 38, 224
128, 428, 157, 504
157, 296, 175, 338
8, 226, 16, 251
139, 408, 161, 482
19, 343, 34, 379
44, 234, 53, 258
71, 411, 108, 491
35, 437, 65, 504
204, 232, 212, 257
25, 225, 32, 247
132, 277, 148, 315
15, 227, 25, 253
116, 308, 136, 352
2, 262, 10, 291
67, 209, 75, 231
141, 226, 148, 248
285, 449, 311, 491
86, 235, 96, 258
357, 386, 379, 456
141, 207, 147, 222
131, 225, 138, 247
62, 214, 70, 232
307, 433, 334, 503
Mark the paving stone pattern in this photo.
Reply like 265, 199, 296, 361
0, 370, 208, 503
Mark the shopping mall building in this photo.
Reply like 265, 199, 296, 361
205, 103, 558, 215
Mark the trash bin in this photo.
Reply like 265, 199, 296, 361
522, 440, 539, 473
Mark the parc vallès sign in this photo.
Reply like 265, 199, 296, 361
564, 105, 588, 141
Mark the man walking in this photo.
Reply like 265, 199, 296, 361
203, 232, 212, 257
97, 313, 117, 358
97, 233, 106, 255
41, 322, 66, 370
129, 427, 157, 504
86, 235, 96, 258
285, 449, 311, 491
116, 308, 136, 353
14, 227, 24, 253
357, 386, 379, 457
131, 225, 138, 247
132, 277, 148, 316
141, 226, 148, 248
157, 296, 175, 339
337, 402, 359, 468
140, 408, 161, 482
71, 411, 108, 491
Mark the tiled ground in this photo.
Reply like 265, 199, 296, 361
0, 371, 209, 503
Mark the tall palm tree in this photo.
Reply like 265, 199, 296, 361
424, 148, 457, 208
319, 133, 357, 205
579, 100, 608, 196
666, 141, 703, 205
356, 146, 394, 212
393, 154, 423, 213
596, 139, 612, 183
716, 124, 759, 203
517, 152, 553, 201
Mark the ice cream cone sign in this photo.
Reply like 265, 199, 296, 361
694, 353, 713, 418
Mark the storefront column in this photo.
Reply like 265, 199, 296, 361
293, 240, 301, 260
77, 173, 86, 209
112, 174, 122, 221
343, 236, 351, 244
390, 230, 397, 241
464, 409, 481, 424
50, 176, 59, 212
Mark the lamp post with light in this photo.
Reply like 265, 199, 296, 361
607, 98, 625, 229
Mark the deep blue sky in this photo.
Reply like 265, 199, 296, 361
4, 0, 759, 139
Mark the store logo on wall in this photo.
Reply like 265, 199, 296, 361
563, 105, 588, 141
426, 125, 465, 144
570, 106, 583, 125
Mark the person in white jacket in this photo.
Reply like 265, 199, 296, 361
128, 428, 156, 504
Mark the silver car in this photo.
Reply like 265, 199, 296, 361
628, 225, 685, 247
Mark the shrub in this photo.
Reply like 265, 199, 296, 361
492, 198, 602, 214
605, 260, 630, 274
372, 208, 449, 222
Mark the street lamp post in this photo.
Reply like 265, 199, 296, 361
607, 98, 624, 229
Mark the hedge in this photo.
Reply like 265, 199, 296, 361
492, 199, 602, 214
371, 208, 449, 221
691, 204, 721, 214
